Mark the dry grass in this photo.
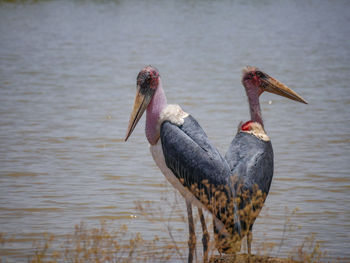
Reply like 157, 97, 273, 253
1, 222, 179, 263
0, 188, 339, 263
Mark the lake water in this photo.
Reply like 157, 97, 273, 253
0, 0, 349, 261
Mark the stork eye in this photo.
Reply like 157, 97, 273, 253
143, 72, 153, 83
151, 70, 159, 79
243, 72, 254, 81
256, 71, 266, 78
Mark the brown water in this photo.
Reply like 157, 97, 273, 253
0, 0, 349, 261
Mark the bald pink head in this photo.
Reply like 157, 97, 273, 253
241, 66, 265, 126
125, 65, 167, 144
240, 66, 308, 129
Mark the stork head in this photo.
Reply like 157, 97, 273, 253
242, 66, 308, 104
125, 65, 160, 141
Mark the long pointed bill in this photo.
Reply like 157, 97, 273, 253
262, 76, 308, 104
125, 87, 152, 141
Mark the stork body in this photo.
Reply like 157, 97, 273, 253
217, 66, 307, 256
222, 123, 273, 255
151, 110, 232, 263
226, 128, 273, 202
154, 113, 230, 201
125, 66, 239, 263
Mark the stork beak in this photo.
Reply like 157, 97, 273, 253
125, 87, 152, 141
261, 76, 308, 104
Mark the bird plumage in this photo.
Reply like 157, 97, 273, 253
161, 115, 230, 189
225, 125, 274, 231
160, 113, 246, 253
226, 125, 274, 196
159, 113, 241, 231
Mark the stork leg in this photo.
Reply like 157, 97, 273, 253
198, 208, 209, 263
186, 200, 196, 263
247, 229, 252, 262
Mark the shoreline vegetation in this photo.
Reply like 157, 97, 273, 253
0, 192, 337, 263
210, 254, 298, 263
0, 221, 329, 263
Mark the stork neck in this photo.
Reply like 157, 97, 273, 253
245, 83, 263, 127
146, 78, 167, 145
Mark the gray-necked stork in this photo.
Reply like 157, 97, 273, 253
219, 66, 307, 256
125, 66, 240, 263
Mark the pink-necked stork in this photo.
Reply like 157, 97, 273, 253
125, 66, 240, 263
218, 66, 308, 256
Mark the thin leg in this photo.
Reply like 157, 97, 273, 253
186, 200, 196, 263
198, 208, 209, 263
247, 229, 252, 262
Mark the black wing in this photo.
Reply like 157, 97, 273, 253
160, 115, 240, 232
225, 132, 274, 233
161, 115, 229, 188
225, 132, 274, 196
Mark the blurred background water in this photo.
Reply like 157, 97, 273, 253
0, 0, 349, 261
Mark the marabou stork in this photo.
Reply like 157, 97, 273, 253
217, 66, 308, 256
125, 66, 240, 263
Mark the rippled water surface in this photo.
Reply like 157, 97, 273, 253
1, 0, 349, 261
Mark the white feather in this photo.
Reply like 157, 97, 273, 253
158, 104, 189, 127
